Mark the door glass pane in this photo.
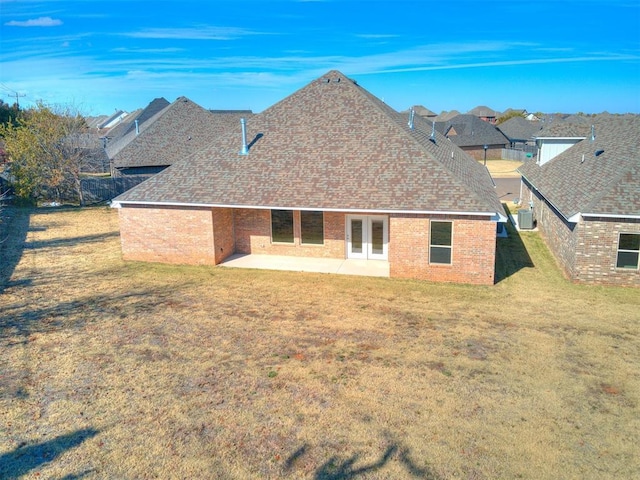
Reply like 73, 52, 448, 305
351, 219, 363, 254
371, 220, 384, 255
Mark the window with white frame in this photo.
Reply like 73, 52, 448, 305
430, 221, 453, 264
616, 233, 640, 269
271, 210, 294, 243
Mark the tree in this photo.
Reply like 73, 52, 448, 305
0, 102, 90, 205
496, 110, 526, 125
0, 99, 21, 128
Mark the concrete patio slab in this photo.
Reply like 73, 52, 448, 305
219, 254, 390, 277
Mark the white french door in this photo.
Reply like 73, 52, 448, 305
346, 215, 388, 260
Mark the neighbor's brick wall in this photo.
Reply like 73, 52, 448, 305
575, 218, 640, 286
234, 209, 345, 258
521, 181, 579, 279
462, 145, 504, 162
521, 181, 639, 286
119, 205, 216, 265
389, 214, 497, 285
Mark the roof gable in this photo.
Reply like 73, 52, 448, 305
436, 114, 509, 147
110, 97, 246, 169
115, 71, 503, 217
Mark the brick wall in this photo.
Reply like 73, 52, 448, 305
575, 218, 640, 286
119, 205, 216, 265
521, 181, 639, 286
212, 208, 235, 264
119, 206, 501, 285
521, 181, 579, 279
389, 214, 497, 285
234, 209, 345, 258
462, 145, 504, 162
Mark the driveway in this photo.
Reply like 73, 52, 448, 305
494, 177, 522, 203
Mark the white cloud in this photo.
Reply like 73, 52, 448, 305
5, 16, 62, 27
122, 26, 262, 41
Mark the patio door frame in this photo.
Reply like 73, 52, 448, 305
346, 215, 388, 260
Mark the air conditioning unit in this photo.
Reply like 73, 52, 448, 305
518, 209, 534, 230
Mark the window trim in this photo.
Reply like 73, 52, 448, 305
429, 220, 453, 265
616, 232, 640, 270
270, 209, 294, 244
300, 210, 324, 246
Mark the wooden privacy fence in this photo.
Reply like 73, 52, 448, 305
81, 175, 151, 205
502, 147, 536, 162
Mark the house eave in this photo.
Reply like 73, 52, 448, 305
580, 212, 640, 221
111, 200, 506, 221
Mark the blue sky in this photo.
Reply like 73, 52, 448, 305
1, 0, 639, 116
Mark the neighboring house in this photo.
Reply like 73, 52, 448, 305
518, 116, 640, 286
402, 105, 437, 120
435, 114, 509, 161
112, 70, 506, 285
98, 110, 128, 130
104, 97, 170, 148
433, 110, 461, 122
535, 121, 591, 165
497, 116, 542, 149
468, 106, 500, 124
109, 97, 248, 177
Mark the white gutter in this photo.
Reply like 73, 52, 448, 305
111, 200, 507, 222
580, 212, 640, 220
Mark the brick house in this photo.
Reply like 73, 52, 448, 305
112, 70, 506, 285
518, 116, 640, 286
108, 96, 252, 177
435, 114, 509, 162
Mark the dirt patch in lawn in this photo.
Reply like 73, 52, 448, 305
1, 206, 639, 479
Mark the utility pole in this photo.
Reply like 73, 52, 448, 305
0, 84, 25, 108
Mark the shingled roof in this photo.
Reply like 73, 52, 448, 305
110, 97, 247, 170
435, 114, 509, 147
105, 97, 170, 148
497, 116, 542, 143
519, 116, 640, 220
114, 70, 504, 218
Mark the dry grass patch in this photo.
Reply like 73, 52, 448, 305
483, 159, 524, 178
1, 206, 639, 479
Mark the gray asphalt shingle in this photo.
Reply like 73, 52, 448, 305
519, 116, 640, 218
115, 70, 503, 217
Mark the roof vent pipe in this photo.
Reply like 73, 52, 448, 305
430, 121, 436, 143
590, 124, 596, 142
408, 107, 415, 130
135, 119, 139, 135
239, 118, 249, 155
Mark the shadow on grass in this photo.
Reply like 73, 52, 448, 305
285, 443, 439, 479
0, 289, 173, 340
495, 205, 534, 284
0, 428, 98, 479
24, 231, 119, 250
0, 206, 31, 294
